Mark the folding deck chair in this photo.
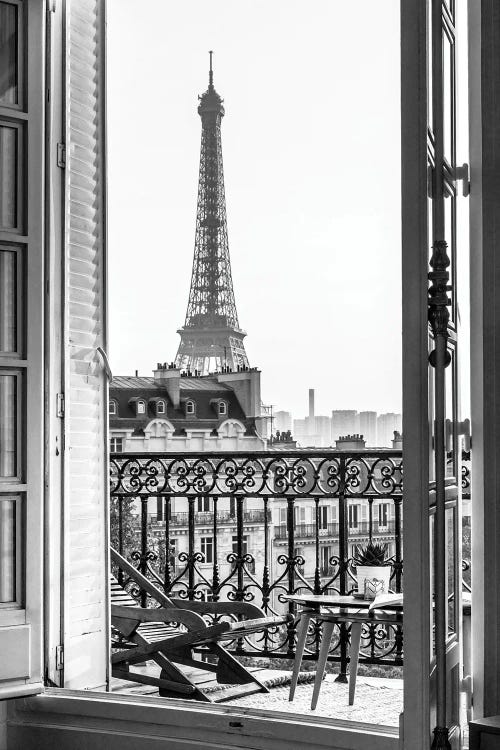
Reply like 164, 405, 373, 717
111, 547, 293, 702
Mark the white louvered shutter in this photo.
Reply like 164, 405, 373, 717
62, 0, 109, 690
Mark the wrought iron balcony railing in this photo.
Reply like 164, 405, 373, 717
158, 509, 269, 527
110, 449, 404, 679
275, 520, 398, 540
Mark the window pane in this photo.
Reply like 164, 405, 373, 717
0, 374, 16, 477
0, 497, 16, 603
0, 125, 18, 229
0, 249, 16, 353
0, 3, 18, 106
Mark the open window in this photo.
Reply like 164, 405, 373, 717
8, 2, 493, 750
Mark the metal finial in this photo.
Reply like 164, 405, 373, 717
209, 50, 213, 86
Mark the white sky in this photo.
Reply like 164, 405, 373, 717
106, 0, 402, 419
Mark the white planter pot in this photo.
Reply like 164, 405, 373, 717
356, 565, 391, 598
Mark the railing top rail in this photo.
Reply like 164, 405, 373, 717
110, 450, 403, 499
110, 449, 404, 459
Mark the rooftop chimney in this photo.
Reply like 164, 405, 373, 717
308, 388, 315, 419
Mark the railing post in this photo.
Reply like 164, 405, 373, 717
314, 498, 321, 594
212, 496, 220, 601
368, 498, 373, 541
262, 496, 270, 614
187, 496, 196, 600
336, 455, 348, 683
163, 496, 172, 593
140, 497, 148, 607
117, 497, 123, 587
286, 495, 296, 656
235, 495, 244, 601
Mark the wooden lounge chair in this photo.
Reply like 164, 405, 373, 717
110, 547, 292, 702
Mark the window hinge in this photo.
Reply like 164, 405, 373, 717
57, 142, 66, 169
56, 393, 65, 418
55, 645, 64, 671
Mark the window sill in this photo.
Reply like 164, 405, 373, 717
10, 689, 399, 750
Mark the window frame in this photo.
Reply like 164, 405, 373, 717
156, 399, 165, 415
200, 535, 213, 564
108, 399, 117, 415
0, 0, 45, 696
110, 437, 123, 453
186, 399, 195, 415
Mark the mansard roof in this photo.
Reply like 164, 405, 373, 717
109, 375, 256, 435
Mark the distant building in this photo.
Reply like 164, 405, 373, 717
359, 411, 377, 446
331, 410, 359, 442
109, 365, 267, 453
293, 389, 331, 447
275, 410, 292, 433
335, 434, 366, 450
377, 412, 403, 446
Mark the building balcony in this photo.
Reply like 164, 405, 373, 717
158, 509, 269, 527
110, 449, 404, 679
275, 520, 398, 540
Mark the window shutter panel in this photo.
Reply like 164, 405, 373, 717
62, 0, 109, 690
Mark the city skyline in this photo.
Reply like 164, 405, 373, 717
106, 0, 402, 417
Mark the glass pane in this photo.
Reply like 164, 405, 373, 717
0, 125, 18, 229
0, 374, 16, 477
0, 249, 17, 352
0, 497, 16, 603
445, 352, 455, 477
444, 193, 455, 317
446, 507, 456, 634
442, 30, 454, 165
430, 513, 435, 654
0, 3, 18, 106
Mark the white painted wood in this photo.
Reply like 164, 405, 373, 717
400, 3, 431, 748
9, 691, 400, 750
0, 0, 45, 699
468, 0, 500, 721
62, 0, 109, 690
0, 625, 30, 680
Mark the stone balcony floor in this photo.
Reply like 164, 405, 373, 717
111, 664, 403, 728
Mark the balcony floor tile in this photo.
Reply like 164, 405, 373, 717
111, 665, 402, 727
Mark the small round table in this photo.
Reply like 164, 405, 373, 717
284, 593, 403, 708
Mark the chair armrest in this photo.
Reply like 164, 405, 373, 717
111, 604, 207, 634
170, 598, 265, 619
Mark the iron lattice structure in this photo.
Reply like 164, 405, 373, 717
175, 54, 249, 375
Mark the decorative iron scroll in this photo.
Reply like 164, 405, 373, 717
110, 450, 403, 498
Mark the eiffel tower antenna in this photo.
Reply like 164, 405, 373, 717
175, 53, 249, 374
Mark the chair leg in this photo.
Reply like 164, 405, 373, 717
289, 612, 312, 702
311, 620, 336, 710
348, 622, 362, 705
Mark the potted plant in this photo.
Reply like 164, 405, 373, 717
354, 542, 391, 599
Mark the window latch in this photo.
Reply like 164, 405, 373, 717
56, 645, 64, 671
57, 143, 66, 169
56, 393, 65, 418
451, 163, 470, 197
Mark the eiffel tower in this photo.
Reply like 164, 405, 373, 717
175, 53, 250, 375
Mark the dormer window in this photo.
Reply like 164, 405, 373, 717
157, 400, 165, 415
137, 400, 146, 415
109, 400, 117, 415
186, 400, 195, 415
218, 401, 227, 417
